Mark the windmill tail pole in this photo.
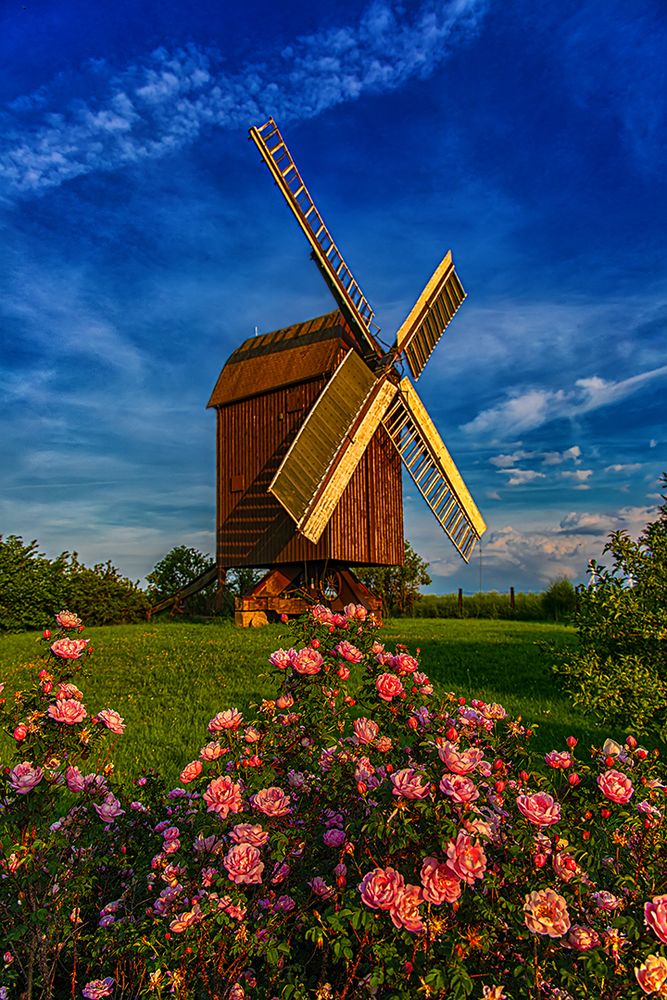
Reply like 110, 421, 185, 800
147, 565, 218, 619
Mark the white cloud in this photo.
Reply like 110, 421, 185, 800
0, 1, 489, 198
497, 468, 546, 487
605, 463, 642, 473
489, 449, 536, 467
560, 469, 592, 482
463, 364, 667, 439
543, 446, 581, 465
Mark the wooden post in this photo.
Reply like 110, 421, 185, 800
510, 586, 515, 610
458, 588, 463, 616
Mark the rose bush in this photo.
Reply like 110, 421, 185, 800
2, 605, 667, 998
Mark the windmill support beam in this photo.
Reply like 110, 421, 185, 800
234, 562, 382, 628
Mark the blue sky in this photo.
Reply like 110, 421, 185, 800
1, 0, 665, 594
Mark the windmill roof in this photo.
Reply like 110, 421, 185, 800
207, 311, 356, 407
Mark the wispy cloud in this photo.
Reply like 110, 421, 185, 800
463, 364, 667, 438
0, 0, 488, 198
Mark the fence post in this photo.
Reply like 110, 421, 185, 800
458, 588, 463, 616
510, 586, 515, 610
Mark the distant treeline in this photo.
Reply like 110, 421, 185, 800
409, 580, 577, 622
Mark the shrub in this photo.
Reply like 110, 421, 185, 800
3, 606, 667, 998
413, 591, 545, 621
552, 480, 667, 739
541, 578, 577, 623
355, 541, 431, 615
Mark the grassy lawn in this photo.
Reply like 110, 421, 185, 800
0, 617, 611, 784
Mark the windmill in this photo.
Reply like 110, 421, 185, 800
207, 117, 486, 626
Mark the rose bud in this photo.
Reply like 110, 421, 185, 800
626, 735, 637, 749
43, 629, 52, 639
566, 736, 577, 748
533, 853, 548, 868
13, 724, 28, 741
567, 772, 581, 786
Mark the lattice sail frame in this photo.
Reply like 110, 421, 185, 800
252, 116, 486, 561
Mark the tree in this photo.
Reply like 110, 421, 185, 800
354, 541, 431, 616
146, 546, 215, 601
552, 475, 667, 738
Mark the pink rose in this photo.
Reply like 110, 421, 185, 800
323, 827, 346, 848
517, 791, 561, 827
389, 884, 424, 933
169, 904, 202, 932
95, 709, 125, 735
290, 647, 323, 675
524, 888, 571, 937
13, 724, 27, 741
268, 648, 295, 670
420, 856, 462, 905
244, 726, 261, 743
390, 653, 419, 675
223, 843, 264, 885
439, 774, 480, 804
251, 786, 291, 817
48, 698, 87, 725
9, 761, 43, 795
636, 954, 667, 995
598, 769, 633, 805
591, 890, 622, 911
94, 793, 125, 824
56, 682, 83, 700
375, 673, 404, 701
230, 823, 269, 846
66, 765, 85, 792
200, 741, 225, 760
446, 831, 487, 885
545, 750, 573, 769
335, 640, 363, 663
390, 768, 431, 800
437, 741, 484, 775
208, 708, 243, 732
552, 851, 584, 883
180, 760, 203, 783
358, 867, 405, 910
203, 776, 243, 818
50, 637, 88, 659
343, 602, 367, 620
82, 978, 114, 999
646, 895, 667, 944
353, 717, 379, 745
567, 925, 600, 951
55, 610, 82, 629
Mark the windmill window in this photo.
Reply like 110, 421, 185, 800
230, 475, 245, 493
286, 387, 305, 412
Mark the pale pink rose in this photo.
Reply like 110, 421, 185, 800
335, 640, 363, 663
353, 717, 379, 744
94, 793, 125, 824
95, 709, 125, 734
598, 769, 633, 805
82, 978, 114, 999
390, 653, 419, 675
389, 884, 424, 933
56, 682, 83, 700
200, 741, 225, 760
344, 602, 367, 620
376, 736, 393, 752
545, 750, 573, 769
482, 988, 507, 1000
375, 672, 404, 701
309, 876, 335, 899
203, 776, 243, 819
65, 765, 85, 792
223, 843, 264, 884
169, 904, 202, 932
517, 791, 561, 827
228, 984, 246, 1000
645, 895, 667, 944
180, 760, 203, 783
439, 773, 480, 803
275, 694, 294, 709
208, 708, 243, 732
591, 890, 622, 911
268, 648, 295, 670
244, 726, 261, 743
371, 641, 385, 655
567, 925, 600, 951
437, 741, 484, 775
251, 786, 291, 817
358, 867, 405, 910
55, 610, 82, 629
524, 888, 571, 937
9, 761, 43, 795
553, 851, 584, 883
420, 856, 462, 905
390, 768, 431, 800
290, 647, 323, 675
636, 954, 667, 995
48, 698, 87, 725
446, 831, 487, 885
50, 637, 88, 659
229, 823, 269, 846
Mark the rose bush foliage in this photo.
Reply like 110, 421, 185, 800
2, 607, 667, 998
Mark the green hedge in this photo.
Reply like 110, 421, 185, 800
411, 588, 570, 622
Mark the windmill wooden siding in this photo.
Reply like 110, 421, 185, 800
208, 312, 403, 570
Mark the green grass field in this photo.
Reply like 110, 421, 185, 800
0, 617, 612, 784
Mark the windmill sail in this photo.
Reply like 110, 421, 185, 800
382, 378, 486, 561
269, 351, 396, 543
249, 118, 382, 361
393, 251, 466, 380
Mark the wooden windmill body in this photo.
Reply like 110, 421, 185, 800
209, 119, 486, 626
